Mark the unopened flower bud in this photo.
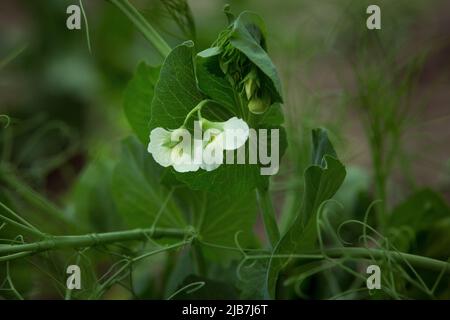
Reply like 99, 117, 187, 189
248, 92, 271, 114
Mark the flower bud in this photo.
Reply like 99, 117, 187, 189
248, 92, 271, 114
244, 69, 258, 99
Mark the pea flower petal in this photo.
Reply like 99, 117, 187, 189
147, 127, 173, 167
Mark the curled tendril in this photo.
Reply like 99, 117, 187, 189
167, 281, 205, 300
0, 115, 10, 129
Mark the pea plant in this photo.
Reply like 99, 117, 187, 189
0, 0, 449, 300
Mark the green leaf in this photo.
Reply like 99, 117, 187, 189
196, 47, 238, 116
111, 136, 186, 229
230, 12, 283, 102
388, 188, 450, 255
389, 188, 450, 231
311, 127, 337, 166
175, 163, 261, 196
237, 258, 269, 299
71, 156, 121, 232
196, 190, 258, 261
258, 103, 284, 127
123, 62, 160, 144
265, 129, 346, 298
149, 41, 204, 131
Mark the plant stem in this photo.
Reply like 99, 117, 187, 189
109, 0, 171, 58
182, 99, 212, 128
0, 227, 189, 258
0, 172, 79, 230
250, 248, 450, 275
323, 247, 450, 275
256, 189, 280, 248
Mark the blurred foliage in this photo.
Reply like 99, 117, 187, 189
0, 0, 449, 299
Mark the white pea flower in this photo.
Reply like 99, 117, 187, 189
200, 117, 250, 171
147, 127, 200, 172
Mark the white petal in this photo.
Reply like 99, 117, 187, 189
152, 146, 173, 167
200, 161, 221, 171
171, 144, 200, 173
173, 161, 200, 172
222, 117, 249, 150
201, 136, 224, 171
147, 127, 172, 167
148, 127, 171, 148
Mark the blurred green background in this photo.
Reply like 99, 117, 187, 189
0, 0, 449, 299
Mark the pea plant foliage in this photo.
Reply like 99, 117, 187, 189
1, 1, 449, 300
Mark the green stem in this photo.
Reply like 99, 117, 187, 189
0, 227, 189, 258
323, 247, 450, 275
0, 212, 44, 239
256, 188, 280, 248
1, 172, 77, 229
191, 243, 207, 275
109, 0, 171, 58
248, 248, 450, 275
182, 99, 212, 128
0, 201, 43, 236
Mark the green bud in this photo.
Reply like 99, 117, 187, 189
243, 68, 259, 99
248, 92, 271, 114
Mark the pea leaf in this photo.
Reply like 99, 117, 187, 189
111, 136, 186, 229
124, 62, 160, 144
237, 258, 269, 299
149, 41, 204, 131
389, 188, 450, 231
196, 47, 238, 116
388, 188, 450, 256
71, 156, 121, 232
265, 129, 346, 298
230, 12, 283, 102
196, 190, 258, 261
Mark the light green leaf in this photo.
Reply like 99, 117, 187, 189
123, 62, 160, 144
